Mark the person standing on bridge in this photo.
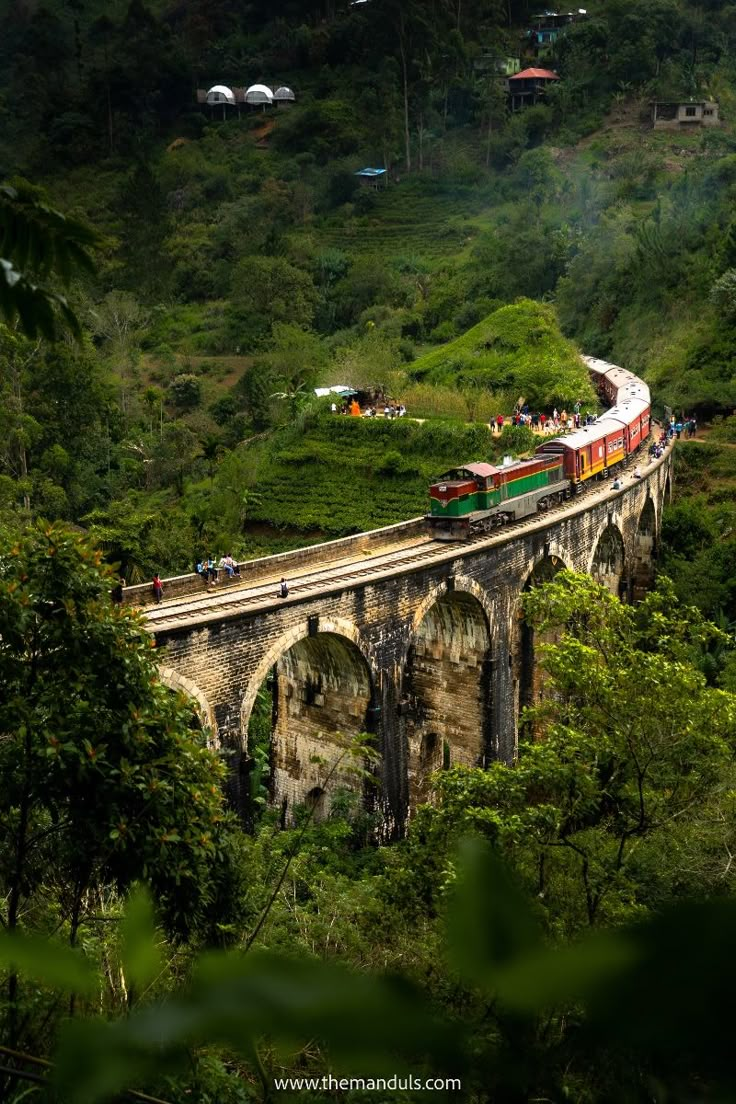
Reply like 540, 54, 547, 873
279, 578, 289, 599
152, 574, 163, 603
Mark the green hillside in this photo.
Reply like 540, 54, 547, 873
409, 299, 595, 408
243, 413, 533, 540
3, 0, 736, 568
5, 4, 736, 1103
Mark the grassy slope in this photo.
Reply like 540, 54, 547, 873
409, 299, 595, 408
243, 414, 530, 538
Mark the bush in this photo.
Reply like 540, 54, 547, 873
374, 450, 419, 478
210, 396, 238, 425
168, 373, 202, 409
498, 424, 537, 455
430, 321, 456, 343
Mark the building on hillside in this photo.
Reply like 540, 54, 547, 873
474, 53, 521, 77
524, 9, 587, 57
245, 83, 274, 108
197, 85, 238, 117
205, 84, 235, 105
508, 67, 560, 110
354, 167, 388, 189
650, 99, 719, 129
196, 83, 295, 113
274, 86, 296, 108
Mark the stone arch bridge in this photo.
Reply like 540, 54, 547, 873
134, 450, 673, 833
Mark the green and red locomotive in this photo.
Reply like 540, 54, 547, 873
427, 456, 568, 540
426, 355, 653, 540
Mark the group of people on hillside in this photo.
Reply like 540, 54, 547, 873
492, 402, 592, 434
331, 400, 407, 418
365, 403, 406, 418
332, 399, 363, 416
668, 415, 697, 440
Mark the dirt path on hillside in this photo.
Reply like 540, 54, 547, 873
682, 428, 736, 449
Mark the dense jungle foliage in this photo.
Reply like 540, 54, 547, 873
2, 0, 736, 572
2, 0, 736, 1100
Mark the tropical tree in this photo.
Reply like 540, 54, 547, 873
0, 524, 232, 996
404, 572, 736, 935
0, 181, 100, 340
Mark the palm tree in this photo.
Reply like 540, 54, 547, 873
270, 379, 312, 419
0, 180, 100, 340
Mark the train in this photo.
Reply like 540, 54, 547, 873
426, 356, 652, 540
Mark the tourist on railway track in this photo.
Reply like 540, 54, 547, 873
152, 574, 163, 603
279, 578, 289, 598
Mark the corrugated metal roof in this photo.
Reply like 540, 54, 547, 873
509, 67, 559, 80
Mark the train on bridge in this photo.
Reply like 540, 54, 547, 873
427, 356, 651, 539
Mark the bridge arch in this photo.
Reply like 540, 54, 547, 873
157, 666, 217, 742
588, 521, 626, 597
664, 469, 672, 505
403, 576, 494, 807
513, 553, 570, 738
631, 496, 657, 602
240, 618, 377, 820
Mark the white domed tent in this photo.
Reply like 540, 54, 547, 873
205, 85, 236, 119
206, 85, 235, 105
274, 86, 296, 107
245, 83, 274, 108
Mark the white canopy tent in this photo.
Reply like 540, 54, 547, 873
314, 386, 356, 398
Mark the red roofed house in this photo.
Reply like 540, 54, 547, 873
508, 67, 559, 111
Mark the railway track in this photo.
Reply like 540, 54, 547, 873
147, 443, 668, 634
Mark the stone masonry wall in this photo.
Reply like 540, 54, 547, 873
153, 456, 671, 832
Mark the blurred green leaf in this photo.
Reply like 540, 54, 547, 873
0, 931, 96, 994
492, 931, 639, 1012
54, 950, 465, 1102
447, 837, 541, 988
120, 883, 161, 990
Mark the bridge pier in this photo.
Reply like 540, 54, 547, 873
151, 453, 672, 835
